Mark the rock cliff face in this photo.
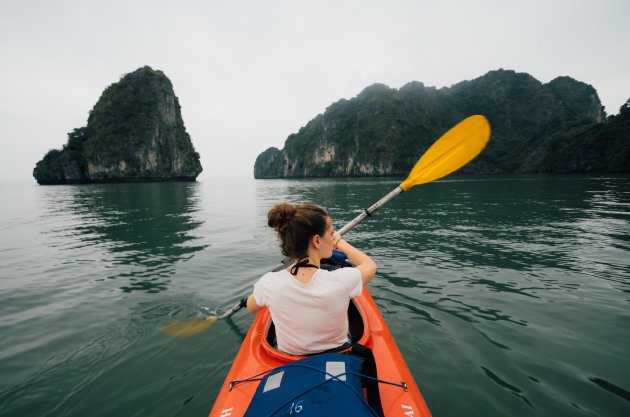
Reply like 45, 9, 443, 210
34, 66, 202, 184
254, 69, 625, 178
545, 76, 605, 123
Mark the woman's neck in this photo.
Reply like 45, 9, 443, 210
302, 251, 321, 267
288, 255, 319, 280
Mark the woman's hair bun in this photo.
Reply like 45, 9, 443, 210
267, 203, 329, 258
267, 203, 296, 233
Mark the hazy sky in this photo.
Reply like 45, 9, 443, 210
1, 0, 628, 182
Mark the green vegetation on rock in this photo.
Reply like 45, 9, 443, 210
34, 66, 202, 185
254, 69, 627, 178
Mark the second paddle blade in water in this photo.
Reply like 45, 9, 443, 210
160, 316, 219, 338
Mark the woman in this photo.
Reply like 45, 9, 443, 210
245, 202, 377, 355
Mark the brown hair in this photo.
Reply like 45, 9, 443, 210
267, 203, 329, 258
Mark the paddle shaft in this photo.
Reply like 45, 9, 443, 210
337, 186, 402, 236
220, 301, 247, 320
220, 115, 491, 320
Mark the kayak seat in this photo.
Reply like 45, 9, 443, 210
265, 299, 365, 350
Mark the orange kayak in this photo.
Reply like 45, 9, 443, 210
208, 287, 432, 417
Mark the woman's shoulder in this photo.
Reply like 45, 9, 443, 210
258, 268, 290, 284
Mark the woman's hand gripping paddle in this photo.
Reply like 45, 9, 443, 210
160, 115, 491, 337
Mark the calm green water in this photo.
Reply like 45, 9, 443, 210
0, 176, 629, 417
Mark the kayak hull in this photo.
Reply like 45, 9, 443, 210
208, 288, 432, 417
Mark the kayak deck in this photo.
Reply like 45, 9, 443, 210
208, 288, 432, 417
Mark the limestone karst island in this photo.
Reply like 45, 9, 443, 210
254, 70, 629, 178
34, 67, 629, 184
33, 66, 202, 185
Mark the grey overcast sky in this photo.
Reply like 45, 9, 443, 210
1, 0, 628, 182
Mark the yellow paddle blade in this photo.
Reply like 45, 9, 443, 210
399, 115, 491, 191
160, 316, 218, 338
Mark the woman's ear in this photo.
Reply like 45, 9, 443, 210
312, 234, 321, 249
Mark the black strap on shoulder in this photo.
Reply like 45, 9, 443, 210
351, 343, 385, 417
290, 256, 319, 276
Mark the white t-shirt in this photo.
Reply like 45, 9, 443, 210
253, 267, 363, 355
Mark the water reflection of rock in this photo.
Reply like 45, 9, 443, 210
69, 182, 207, 293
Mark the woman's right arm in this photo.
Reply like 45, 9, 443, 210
246, 293, 263, 314
334, 235, 377, 286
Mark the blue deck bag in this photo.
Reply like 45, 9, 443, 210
243, 353, 376, 417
